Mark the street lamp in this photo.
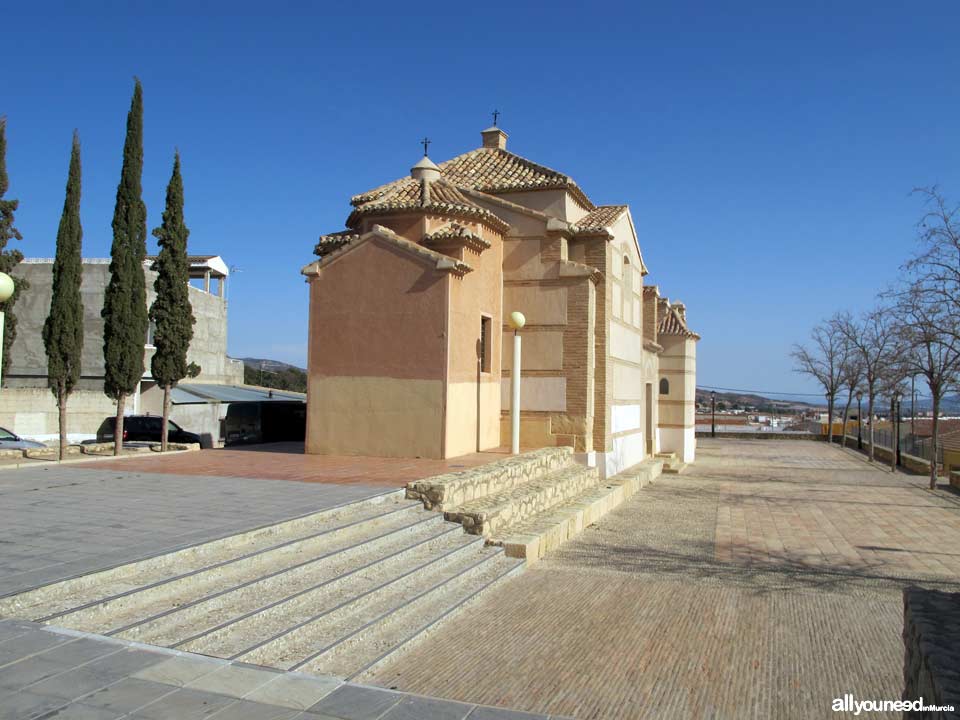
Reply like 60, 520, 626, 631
508, 311, 525, 455
856, 391, 863, 450
0, 272, 14, 389
894, 390, 903, 468
711, 391, 717, 438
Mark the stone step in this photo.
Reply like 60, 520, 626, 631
299, 552, 523, 681
1, 491, 526, 681
444, 464, 600, 537
234, 544, 520, 678
2, 491, 420, 624
105, 517, 460, 644
406, 446, 573, 512
175, 526, 484, 658
492, 458, 663, 561
663, 461, 688, 474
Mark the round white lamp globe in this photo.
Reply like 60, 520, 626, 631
0, 272, 14, 304
508, 311, 526, 330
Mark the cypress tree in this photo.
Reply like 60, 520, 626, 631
0, 117, 28, 382
102, 80, 148, 455
43, 132, 84, 460
150, 152, 194, 452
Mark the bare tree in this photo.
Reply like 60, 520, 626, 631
894, 284, 960, 489
837, 348, 864, 450
792, 318, 849, 446
904, 187, 960, 336
836, 308, 900, 462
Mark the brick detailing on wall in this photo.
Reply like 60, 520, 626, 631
902, 587, 960, 718
585, 239, 609, 453
562, 277, 596, 453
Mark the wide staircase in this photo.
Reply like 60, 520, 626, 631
0, 491, 521, 681
407, 446, 663, 561
0, 448, 663, 682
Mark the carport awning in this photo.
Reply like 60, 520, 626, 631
170, 384, 306, 405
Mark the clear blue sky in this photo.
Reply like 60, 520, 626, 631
5, 1, 958, 395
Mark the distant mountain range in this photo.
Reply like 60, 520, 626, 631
696, 387, 960, 415
239, 358, 306, 373
695, 388, 818, 412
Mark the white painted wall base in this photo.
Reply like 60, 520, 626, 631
600, 431, 646, 479
575, 451, 597, 468
659, 426, 696, 463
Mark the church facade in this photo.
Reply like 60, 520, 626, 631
302, 125, 698, 476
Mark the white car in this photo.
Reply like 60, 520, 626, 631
0, 427, 46, 450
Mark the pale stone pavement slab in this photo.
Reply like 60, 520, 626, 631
0, 465, 386, 597
367, 439, 960, 719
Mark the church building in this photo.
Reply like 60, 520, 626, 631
302, 124, 699, 477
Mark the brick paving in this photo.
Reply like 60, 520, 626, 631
93, 442, 509, 486
368, 439, 960, 719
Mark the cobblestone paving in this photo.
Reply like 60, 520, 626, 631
0, 466, 385, 597
368, 440, 960, 720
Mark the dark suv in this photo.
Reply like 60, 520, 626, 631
96, 415, 201, 445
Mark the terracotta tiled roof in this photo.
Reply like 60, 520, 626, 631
314, 230, 360, 257
572, 205, 627, 234
351, 148, 594, 211
307, 225, 473, 276
423, 223, 491, 252
346, 177, 509, 233
658, 304, 700, 339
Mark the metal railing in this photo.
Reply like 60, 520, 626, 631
857, 428, 944, 466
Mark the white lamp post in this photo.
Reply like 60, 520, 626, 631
508, 311, 525, 454
0, 272, 14, 389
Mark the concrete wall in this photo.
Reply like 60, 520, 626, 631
8, 260, 242, 389
0, 387, 115, 442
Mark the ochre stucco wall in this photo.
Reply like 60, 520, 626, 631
305, 238, 449, 458
445, 224, 504, 456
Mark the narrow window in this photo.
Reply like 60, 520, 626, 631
480, 316, 492, 373
659, 378, 669, 395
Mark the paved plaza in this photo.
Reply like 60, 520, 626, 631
0, 617, 563, 719
97, 443, 507, 486
0, 464, 386, 598
368, 439, 960, 719
2, 439, 959, 718
0, 444, 507, 599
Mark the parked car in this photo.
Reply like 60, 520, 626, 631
0, 426, 46, 450
95, 415, 201, 445
224, 401, 306, 445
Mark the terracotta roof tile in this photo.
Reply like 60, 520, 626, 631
351, 148, 594, 211
346, 177, 508, 232
314, 230, 360, 257
658, 304, 700, 339
572, 205, 627, 234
